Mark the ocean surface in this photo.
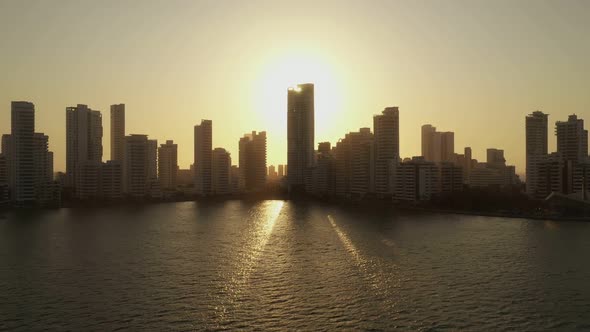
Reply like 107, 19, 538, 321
1, 200, 590, 331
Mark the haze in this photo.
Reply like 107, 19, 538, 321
1, 0, 589, 174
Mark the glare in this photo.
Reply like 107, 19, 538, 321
253, 50, 344, 163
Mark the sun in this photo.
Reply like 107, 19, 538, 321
253, 50, 344, 163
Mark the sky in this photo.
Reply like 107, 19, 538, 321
1, 0, 589, 175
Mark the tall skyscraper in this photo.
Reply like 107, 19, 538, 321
526, 111, 549, 196
10, 102, 35, 205
373, 107, 399, 195
239, 131, 267, 192
287, 83, 314, 192
110, 104, 125, 162
556, 114, 588, 163
158, 140, 178, 190
194, 120, 212, 195
421, 125, 454, 162
124, 134, 149, 197
212, 148, 231, 195
66, 104, 103, 195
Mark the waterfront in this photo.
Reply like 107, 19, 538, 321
1, 200, 590, 330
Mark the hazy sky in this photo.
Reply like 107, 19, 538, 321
1, 0, 589, 174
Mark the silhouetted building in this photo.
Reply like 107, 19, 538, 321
11, 102, 36, 206
100, 160, 123, 199
526, 111, 548, 196
422, 125, 454, 162
239, 131, 267, 192
194, 120, 212, 195
468, 148, 519, 188
212, 148, 231, 195
556, 114, 588, 163
373, 107, 399, 195
438, 162, 463, 194
124, 135, 150, 197
393, 157, 438, 201
278, 164, 285, 178
310, 142, 335, 196
158, 140, 178, 190
333, 128, 374, 198
110, 104, 125, 162
230, 165, 243, 193
66, 104, 103, 197
287, 83, 314, 192
0, 154, 7, 203
177, 168, 194, 187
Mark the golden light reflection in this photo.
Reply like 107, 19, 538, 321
327, 215, 397, 302
215, 200, 284, 323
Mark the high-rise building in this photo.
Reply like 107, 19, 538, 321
556, 114, 588, 163
158, 140, 178, 190
239, 131, 267, 192
421, 125, 454, 162
333, 128, 374, 198
287, 83, 314, 191
147, 139, 158, 180
487, 148, 506, 169
526, 111, 549, 196
110, 104, 125, 162
194, 120, 212, 195
392, 157, 439, 201
0, 154, 7, 204
212, 148, 231, 195
10, 102, 36, 206
66, 104, 103, 196
100, 160, 122, 199
33, 133, 52, 201
124, 135, 150, 197
278, 164, 285, 178
311, 142, 335, 197
373, 107, 399, 195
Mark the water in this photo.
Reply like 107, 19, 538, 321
1, 200, 590, 331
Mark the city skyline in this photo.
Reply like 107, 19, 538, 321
2, 1, 589, 173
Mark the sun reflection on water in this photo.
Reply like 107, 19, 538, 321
327, 214, 397, 302
215, 200, 284, 324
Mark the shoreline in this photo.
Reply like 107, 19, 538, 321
1, 195, 588, 222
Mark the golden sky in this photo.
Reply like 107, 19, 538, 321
1, 0, 589, 174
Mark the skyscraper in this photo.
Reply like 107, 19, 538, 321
239, 131, 267, 192
421, 125, 454, 162
287, 83, 314, 192
526, 111, 548, 196
10, 102, 35, 205
194, 120, 212, 196
158, 140, 178, 190
556, 114, 588, 163
66, 104, 103, 195
212, 148, 231, 195
110, 104, 125, 162
373, 107, 399, 195
124, 134, 149, 197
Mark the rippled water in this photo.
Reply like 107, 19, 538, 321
1, 200, 590, 331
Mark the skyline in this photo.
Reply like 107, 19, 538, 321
2, 0, 590, 173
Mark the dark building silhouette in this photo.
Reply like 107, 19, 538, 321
194, 120, 212, 196
287, 83, 314, 192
